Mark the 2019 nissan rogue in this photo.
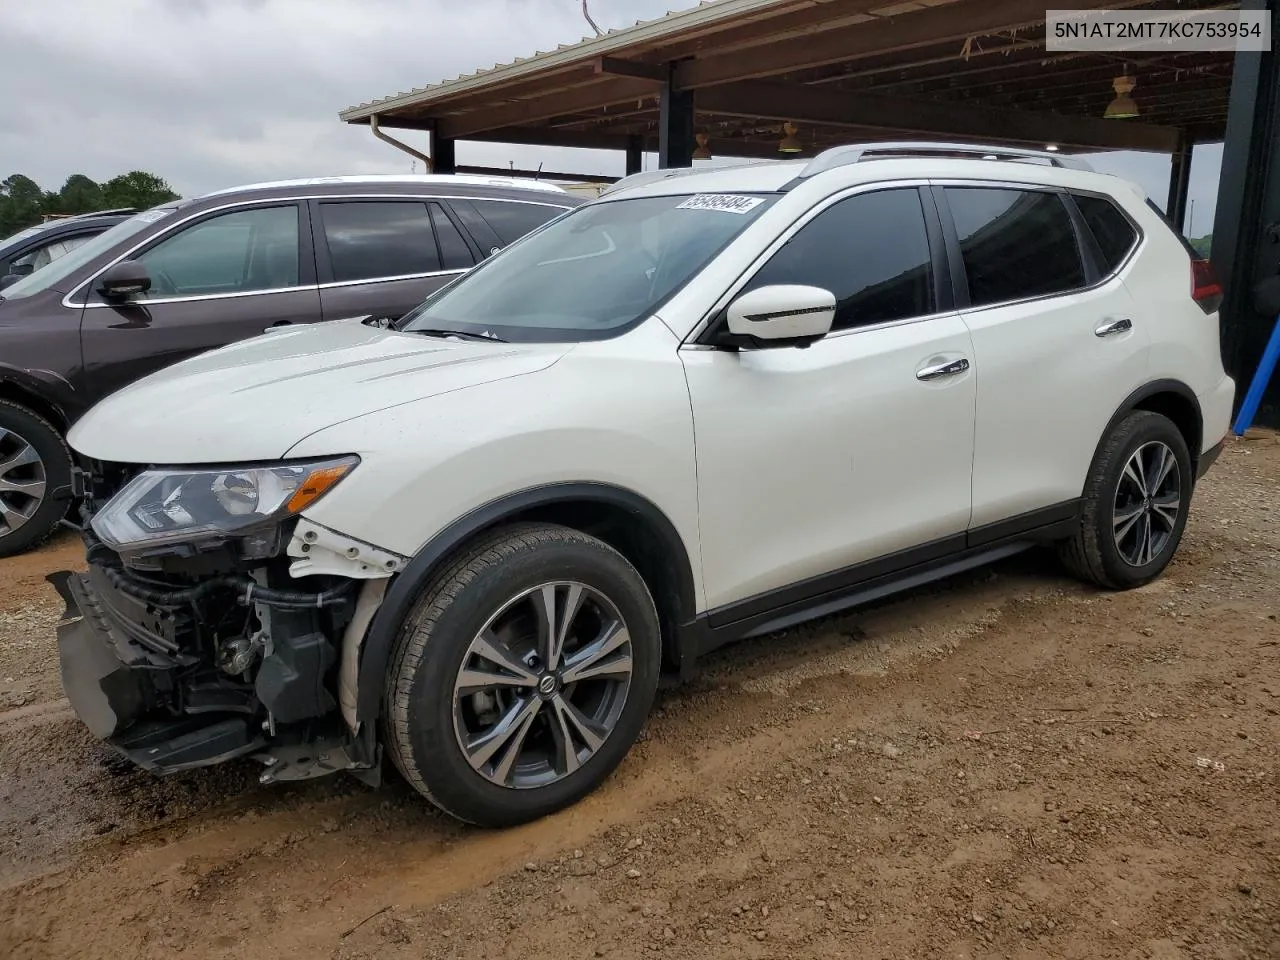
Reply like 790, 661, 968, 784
52, 143, 1232, 827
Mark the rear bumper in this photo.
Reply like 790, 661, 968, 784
1197, 374, 1236, 476
1197, 439, 1224, 480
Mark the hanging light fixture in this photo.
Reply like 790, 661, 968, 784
1104, 73, 1139, 119
692, 132, 712, 160
778, 121, 803, 154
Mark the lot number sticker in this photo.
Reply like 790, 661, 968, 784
676, 194, 765, 214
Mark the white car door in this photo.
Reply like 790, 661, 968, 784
681, 186, 977, 618
939, 184, 1151, 532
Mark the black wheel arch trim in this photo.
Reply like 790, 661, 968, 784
1101, 378, 1204, 462
0, 364, 77, 427
354, 481, 698, 724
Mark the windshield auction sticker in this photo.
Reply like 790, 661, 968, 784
677, 195, 765, 214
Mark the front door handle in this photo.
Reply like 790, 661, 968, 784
1094, 317, 1133, 337
916, 357, 970, 381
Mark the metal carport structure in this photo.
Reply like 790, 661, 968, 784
340, 0, 1280, 425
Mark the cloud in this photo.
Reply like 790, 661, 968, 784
0, 0, 687, 196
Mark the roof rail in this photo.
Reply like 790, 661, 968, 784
794, 141, 1093, 180
601, 159, 776, 197
75, 207, 137, 219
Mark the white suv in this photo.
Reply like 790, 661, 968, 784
54, 142, 1234, 826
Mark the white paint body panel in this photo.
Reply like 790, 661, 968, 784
68, 317, 569, 463
683, 316, 976, 610
962, 279, 1149, 527
287, 319, 707, 610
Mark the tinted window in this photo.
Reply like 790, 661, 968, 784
471, 199, 565, 247
740, 189, 933, 331
946, 187, 1085, 307
138, 205, 299, 297
1073, 194, 1138, 274
321, 201, 441, 283
429, 203, 474, 270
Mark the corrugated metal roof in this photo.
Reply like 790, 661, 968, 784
339, 0, 795, 122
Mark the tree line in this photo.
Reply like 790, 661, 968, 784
1, 172, 180, 239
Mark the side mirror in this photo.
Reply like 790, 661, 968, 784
0, 273, 21, 291
97, 260, 152, 300
725, 284, 836, 348
10, 263, 34, 277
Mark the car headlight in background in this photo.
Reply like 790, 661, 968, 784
90, 456, 359, 550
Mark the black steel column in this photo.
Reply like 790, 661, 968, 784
1212, 0, 1280, 426
625, 135, 643, 175
658, 73, 694, 169
1167, 132, 1193, 232
433, 135, 456, 174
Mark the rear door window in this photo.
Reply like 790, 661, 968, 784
944, 187, 1085, 307
319, 201, 442, 283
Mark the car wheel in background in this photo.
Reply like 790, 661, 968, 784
0, 400, 71, 558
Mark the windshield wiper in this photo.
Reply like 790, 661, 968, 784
412, 328, 508, 343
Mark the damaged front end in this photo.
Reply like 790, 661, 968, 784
52, 458, 404, 786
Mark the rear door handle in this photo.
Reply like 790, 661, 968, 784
916, 357, 970, 381
1094, 317, 1133, 337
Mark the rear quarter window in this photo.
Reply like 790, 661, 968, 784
1073, 193, 1139, 274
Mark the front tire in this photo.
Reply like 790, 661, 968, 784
384, 523, 661, 827
0, 400, 71, 558
1060, 410, 1192, 589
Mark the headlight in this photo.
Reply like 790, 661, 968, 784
90, 456, 359, 550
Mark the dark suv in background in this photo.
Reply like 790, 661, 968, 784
0, 209, 135, 286
0, 174, 579, 556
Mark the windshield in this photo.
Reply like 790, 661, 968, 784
0, 206, 177, 300
399, 192, 778, 342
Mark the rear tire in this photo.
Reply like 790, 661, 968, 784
1059, 410, 1192, 589
0, 401, 71, 558
383, 522, 661, 827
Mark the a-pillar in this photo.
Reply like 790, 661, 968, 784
1213, 0, 1280, 426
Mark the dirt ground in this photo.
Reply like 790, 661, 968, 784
1, 436, 1277, 960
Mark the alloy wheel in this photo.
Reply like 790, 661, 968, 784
1113, 440, 1181, 567
0, 427, 47, 538
452, 581, 634, 790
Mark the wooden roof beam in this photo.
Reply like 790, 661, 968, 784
695, 78, 1182, 152
674, 0, 1151, 89
436, 78, 659, 139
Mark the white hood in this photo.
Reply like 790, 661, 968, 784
68, 318, 570, 463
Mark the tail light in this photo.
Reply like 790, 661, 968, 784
1191, 259, 1223, 314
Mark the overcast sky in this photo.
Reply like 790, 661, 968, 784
3, 0, 1222, 236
